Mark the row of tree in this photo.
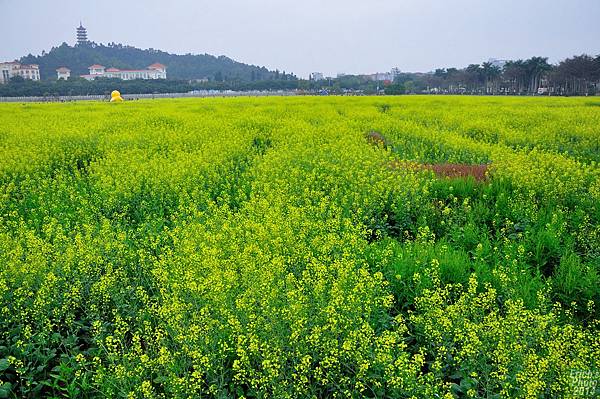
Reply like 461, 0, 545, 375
0, 76, 301, 97
2, 52, 599, 97
394, 54, 600, 96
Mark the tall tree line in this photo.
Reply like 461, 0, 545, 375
0, 76, 301, 97
414, 54, 600, 96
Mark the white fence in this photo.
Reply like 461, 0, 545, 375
0, 90, 298, 103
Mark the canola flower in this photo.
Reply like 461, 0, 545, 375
0, 96, 598, 398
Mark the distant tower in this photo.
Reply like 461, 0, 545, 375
76, 22, 88, 45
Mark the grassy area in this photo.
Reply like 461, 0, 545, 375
0, 96, 599, 398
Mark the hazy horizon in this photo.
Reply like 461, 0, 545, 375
1, 0, 599, 78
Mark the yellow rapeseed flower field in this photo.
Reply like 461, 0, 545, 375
0, 96, 599, 398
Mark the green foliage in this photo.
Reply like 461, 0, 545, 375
0, 96, 598, 398
20, 42, 296, 82
384, 83, 406, 95
0, 77, 301, 98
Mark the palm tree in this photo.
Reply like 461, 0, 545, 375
465, 64, 483, 93
445, 68, 461, 93
595, 55, 600, 94
524, 57, 551, 94
482, 62, 501, 94
502, 60, 527, 94
550, 55, 598, 95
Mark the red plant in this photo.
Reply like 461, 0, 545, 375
422, 163, 489, 182
366, 131, 391, 148
388, 161, 490, 182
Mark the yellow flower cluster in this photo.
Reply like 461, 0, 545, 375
0, 96, 598, 398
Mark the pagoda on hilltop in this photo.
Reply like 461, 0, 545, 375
76, 22, 88, 45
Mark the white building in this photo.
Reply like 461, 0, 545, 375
0, 62, 41, 84
375, 72, 394, 81
56, 67, 71, 80
363, 72, 394, 82
311, 72, 324, 81
488, 58, 508, 69
81, 63, 167, 81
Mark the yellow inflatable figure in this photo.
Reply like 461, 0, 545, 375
110, 90, 124, 102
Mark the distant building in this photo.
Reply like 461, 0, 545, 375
362, 72, 394, 82
87, 64, 105, 76
0, 62, 41, 84
77, 22, 88, 45
311, 72, 324, 81
375, 72, 394, 81
488, 58, 508, 69
80, 63, 167, 80
56, 67, 71, 80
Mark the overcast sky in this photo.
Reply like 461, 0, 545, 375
1, 0, 599, 78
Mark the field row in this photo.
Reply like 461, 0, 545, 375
0, 96, 599, 398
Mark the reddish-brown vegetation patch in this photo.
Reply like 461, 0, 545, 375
366, 130, 391, 148
368, 131, 490, 182
421, 163, 489, 182
388, 160, 490, 182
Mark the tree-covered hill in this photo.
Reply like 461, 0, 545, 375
19, 42, 295, 82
